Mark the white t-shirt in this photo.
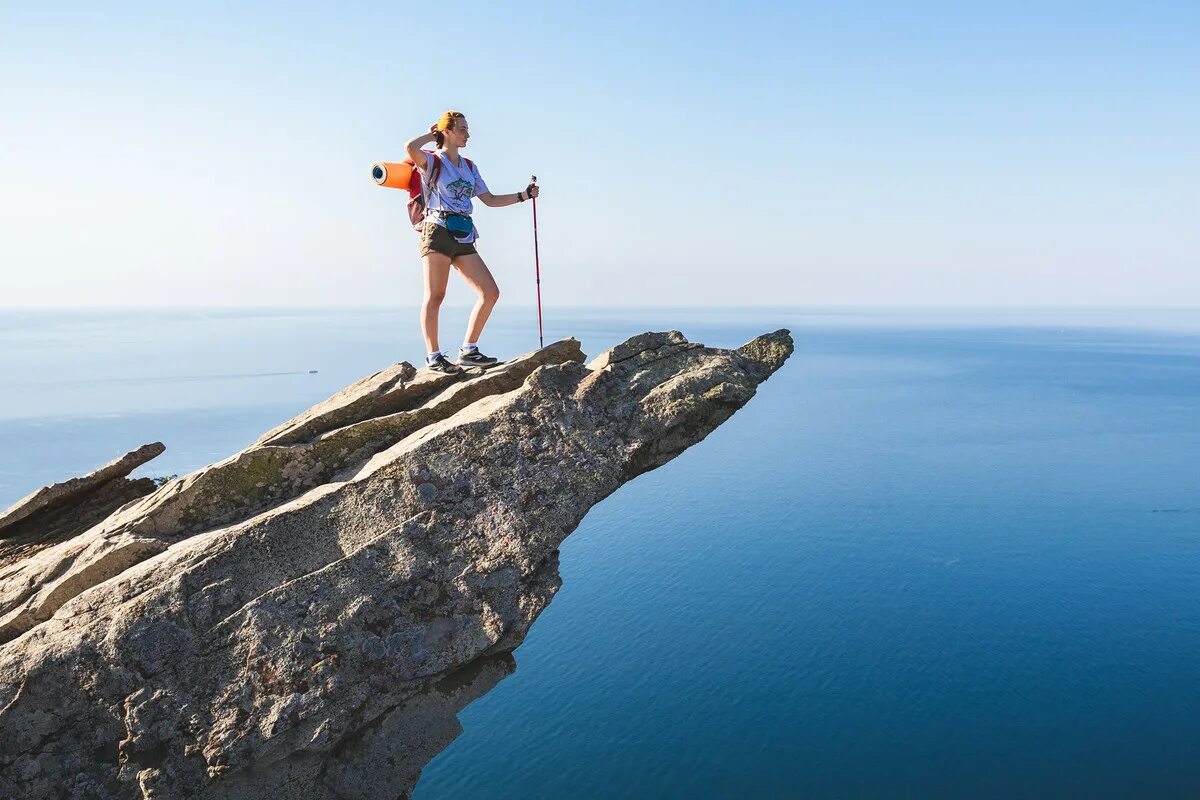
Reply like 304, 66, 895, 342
417, 150, 489, 242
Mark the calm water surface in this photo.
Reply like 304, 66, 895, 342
2, 307, 1198, 798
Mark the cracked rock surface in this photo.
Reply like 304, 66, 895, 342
0, 329, 792, 799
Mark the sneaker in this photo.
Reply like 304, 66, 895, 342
456, 348, 499, 366
426, 354, 462, 374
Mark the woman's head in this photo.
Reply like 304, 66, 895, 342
434, 110, 469, 148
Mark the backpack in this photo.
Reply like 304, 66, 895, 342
371, 151, 474, 232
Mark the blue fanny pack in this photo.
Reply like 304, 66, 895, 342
446, 214, 474, 239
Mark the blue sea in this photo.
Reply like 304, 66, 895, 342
2, 307, 1199, 798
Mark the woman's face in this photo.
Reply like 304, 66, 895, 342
446, 118, 470, 147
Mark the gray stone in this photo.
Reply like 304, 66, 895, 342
0, 443, 165, 571
0, 329, 792, 799
0, 442, 164, 536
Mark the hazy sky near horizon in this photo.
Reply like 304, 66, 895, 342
2, 1, 1197, 308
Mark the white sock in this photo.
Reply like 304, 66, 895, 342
461, 342, 478, 352
426, 351, 442, 364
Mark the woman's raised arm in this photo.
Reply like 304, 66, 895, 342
405, 126, 438, 168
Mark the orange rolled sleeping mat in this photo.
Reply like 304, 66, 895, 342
371, 161, 414, 190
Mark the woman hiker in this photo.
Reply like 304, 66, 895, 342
405, 110, 539, 374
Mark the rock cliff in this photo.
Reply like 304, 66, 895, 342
0, 329, 792, 799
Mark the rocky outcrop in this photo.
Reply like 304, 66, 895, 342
0, 443, 165, 570
0, 343, 585, 646
0, 329, 793, 799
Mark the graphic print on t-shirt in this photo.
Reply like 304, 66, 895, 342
444, 178, 473, 202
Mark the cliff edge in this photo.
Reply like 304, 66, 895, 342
0, 329, 793, 799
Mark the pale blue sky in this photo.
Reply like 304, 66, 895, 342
2, 1, 1197, 307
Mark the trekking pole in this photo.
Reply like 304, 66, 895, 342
531, 175, 544, 349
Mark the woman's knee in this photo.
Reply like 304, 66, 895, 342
424, 289, 446, 306
483, 285, 500, 306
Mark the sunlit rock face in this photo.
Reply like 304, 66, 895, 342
0, 329, 792, 800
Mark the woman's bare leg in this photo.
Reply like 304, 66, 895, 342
452, 253, 500, 346
422, 252, 453, 354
